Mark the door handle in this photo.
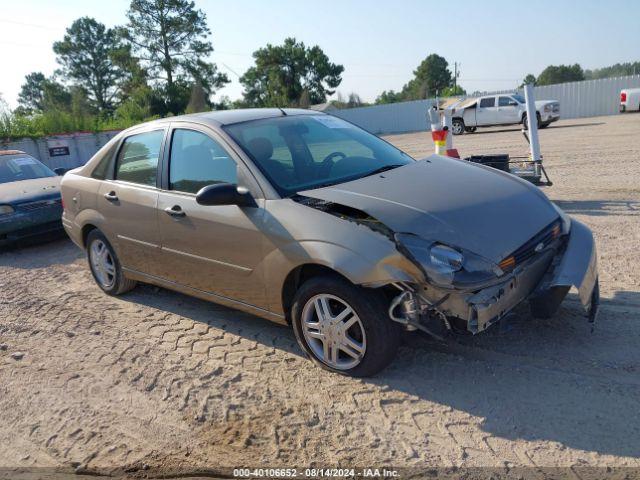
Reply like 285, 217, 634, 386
164, 205, 186, 217
103, 191, 118, 202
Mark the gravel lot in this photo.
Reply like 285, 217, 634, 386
1, 114, 639, 478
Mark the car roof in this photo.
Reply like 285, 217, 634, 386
141, 108, 322, 130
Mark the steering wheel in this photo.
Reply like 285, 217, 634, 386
318, 151, 346, 178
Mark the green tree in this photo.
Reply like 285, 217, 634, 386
124, 0, 228, 113
375, 90, 403, 105
17, 73, 71, 114
536, 64, 584, 86
240, 37, 344, 107
17, 72, 48, 113
585, 61, 640, 79
441, 85, 466, 97
402, 54, 452, 99
520, 73, 537, 87
53, 17, 126, 113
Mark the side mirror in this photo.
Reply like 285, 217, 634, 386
54, 167, 68, 176
195, 183, 254, 207
509, 101, 519, 106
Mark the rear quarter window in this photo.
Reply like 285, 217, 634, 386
91, 143, 119, 180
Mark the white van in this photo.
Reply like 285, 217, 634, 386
620, 88, 640, 112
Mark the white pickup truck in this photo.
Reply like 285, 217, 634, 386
450, 93, 560, 135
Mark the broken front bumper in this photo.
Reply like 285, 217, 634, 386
392, 219, 599, 334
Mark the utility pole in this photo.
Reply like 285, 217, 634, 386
453, 62, 460, 93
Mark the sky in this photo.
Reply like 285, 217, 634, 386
1, 0, 640, 109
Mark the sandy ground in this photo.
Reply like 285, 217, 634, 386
1, 114, 639, 478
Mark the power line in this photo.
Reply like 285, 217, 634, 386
0, 18, 59, 31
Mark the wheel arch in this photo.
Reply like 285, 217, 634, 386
281, 263, 352, 324
81, 223, 99, 248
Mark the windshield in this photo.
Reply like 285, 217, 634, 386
223, 115, 413, 197
0, 155, 56, 184
512, 94, 526, 104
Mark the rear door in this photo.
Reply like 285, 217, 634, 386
476, 96, 497, 125
97, 127, 166, 275
156, 124, 268, 308
496, 96, 521, 124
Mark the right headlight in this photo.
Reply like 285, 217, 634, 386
0, 205, 15, 216
395, 233, 503, 289
551, 202, 571, 235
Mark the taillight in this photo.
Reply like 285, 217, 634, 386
621, 92, 627, 103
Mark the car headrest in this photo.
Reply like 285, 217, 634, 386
247, 137, 274, 163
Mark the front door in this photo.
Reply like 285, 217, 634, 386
496, 96, 521, 124
97, 128, 165, 275
476, 96, 497, 125
156, 126, 268, 308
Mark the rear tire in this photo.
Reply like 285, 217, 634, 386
451, 118, 465, 135
291, 275, 401, 377
86, 229, 137, 296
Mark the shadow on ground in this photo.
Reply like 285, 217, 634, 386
554, 199, 639, 217
469, 122, 605, 135
0, 236, 81, 268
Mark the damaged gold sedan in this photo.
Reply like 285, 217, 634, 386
60, 109, 599, 377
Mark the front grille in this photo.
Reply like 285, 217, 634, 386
552, 104, 560, 113
499, 219, 561, 272
16, 198, 62, 212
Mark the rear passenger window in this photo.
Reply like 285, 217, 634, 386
480, 97, 496, 108
169, 129, 237, 194
115, 130, 164, 187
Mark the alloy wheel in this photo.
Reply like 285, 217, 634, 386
90, 239, 116, 289
301, 294, 367, 370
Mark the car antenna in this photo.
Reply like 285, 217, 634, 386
278, 108, 288, 116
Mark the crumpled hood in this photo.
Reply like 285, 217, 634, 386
299, 155, 559, 263
0, 176, 61, 204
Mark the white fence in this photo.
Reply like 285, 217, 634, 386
333, 75, 640, 135
1, 131, 119, 170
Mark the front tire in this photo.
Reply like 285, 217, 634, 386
451, 118, 465, 135
87, 229, 137, 295
523, 112, 542, 130
291, 275, 401, 377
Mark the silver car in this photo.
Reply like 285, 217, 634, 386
60, 109, 599, 376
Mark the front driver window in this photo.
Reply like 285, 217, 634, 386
499, 96, 514, 107
169, 129, 237, 194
